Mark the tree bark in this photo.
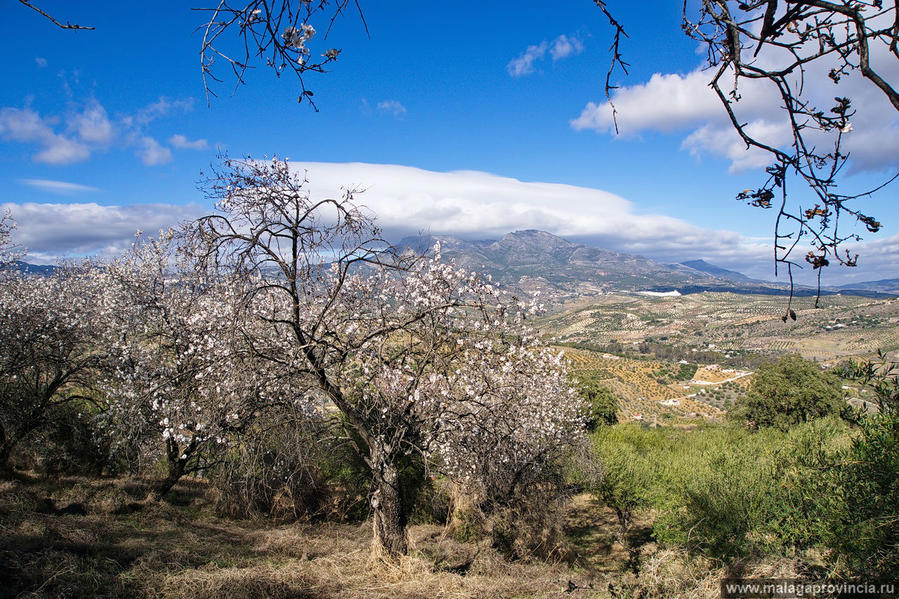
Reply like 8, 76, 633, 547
0, 441, 14, 476
149, 438, 194, 500
151, 460, 185, 499
370, 444, 408, 557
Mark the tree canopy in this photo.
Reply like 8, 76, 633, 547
732, 354, 845, 429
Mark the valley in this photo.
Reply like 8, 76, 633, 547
538, 291, 899, 423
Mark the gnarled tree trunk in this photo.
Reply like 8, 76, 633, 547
149, 437, 196, 500
370, 443, 408, 557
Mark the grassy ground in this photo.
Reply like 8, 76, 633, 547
0, 474, 622, 599
0, 474, 803, 598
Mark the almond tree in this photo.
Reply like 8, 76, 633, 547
99, 232, 298, 497
0, 210, 19, 267
190, 157, 584, 556
0, 263, 107, 471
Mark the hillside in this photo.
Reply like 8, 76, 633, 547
837, 277, 899, 295
538, 291, 899, 364
399, 230, 892, 304
400, 230, 748, 302
678, 259, 754, 282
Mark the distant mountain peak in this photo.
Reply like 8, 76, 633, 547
392, 231, 890, 303
679, 259, 752, 282
503, 229, 567, 239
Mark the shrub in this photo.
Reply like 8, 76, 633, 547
588, 425, 658, 539
732, 355, 844, 430
34, 400, 109, 476
212, 417, 370, 522
589, 419, 850, 561
577, 376, 619, 431
655, 419, 845, 559
823, 410, 899, 577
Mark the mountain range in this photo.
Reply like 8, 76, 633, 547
10, 231, 895, 300
835, 277, 899, 295
398, 230, 894, 302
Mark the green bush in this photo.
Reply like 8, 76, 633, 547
732, 355, 845, 430
658, 419, 847, 558
589, 419, 850, 560
589, 424, 662, 538
577, 376, 619, 431
822, 410, 899, 577
676, 362, 698, 381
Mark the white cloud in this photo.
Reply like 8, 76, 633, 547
18, 179, 100, 195
279, 161, 899, 284
285, 160, 770, 265
734, 232, 899, 286
834, 233, 899, 281
0, 96, 197, 167
33, 135, 91, 165
571, 42, 899, 174
168, 134, 208, 150
70, 99, 114, 145
0, 106, 90, 165
6, 164, 895, 284
136, 136, 172, 166
507, 41, 548, 77
681, 120, 792, 173
508, 34, 584, 77
550, 34, 584, 61
376, 100, 407, 118
2, 201, 202, 263
132, 97, 194, 126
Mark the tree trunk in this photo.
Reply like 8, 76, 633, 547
370, 445, 408, 557
149, 438, 193, 500
0, 420, 29, 476
0, 441, 14, 476
151, 460, 185, 500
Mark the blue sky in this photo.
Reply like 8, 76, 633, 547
1, 1, 897, 284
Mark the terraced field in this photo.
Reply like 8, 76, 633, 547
540, 292, 899, 365
692, 365, 751, 384
561, 348, 728, 422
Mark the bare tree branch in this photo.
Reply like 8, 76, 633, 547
17, 0, 94, 30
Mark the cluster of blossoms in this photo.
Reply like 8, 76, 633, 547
281, 23, 315, 63
0, 210, 18, 266
282, 23, 314, 48
332, 245, 584, 501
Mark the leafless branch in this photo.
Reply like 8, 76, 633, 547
194, 1, 366, 108
599, 0, 899, 311
17, 0, 94, 30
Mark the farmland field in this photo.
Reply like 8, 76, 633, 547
539, 292, 899, 365
543, 291, 899, 422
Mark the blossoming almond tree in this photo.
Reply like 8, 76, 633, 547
0, 263, 108, 472
189, 157, 584, 556
99, 231, 301, 497
0, 210, 18, 267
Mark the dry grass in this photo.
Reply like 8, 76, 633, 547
610, 548, 809, 599
0, 475, 601, 598
0, 475, 814, 599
